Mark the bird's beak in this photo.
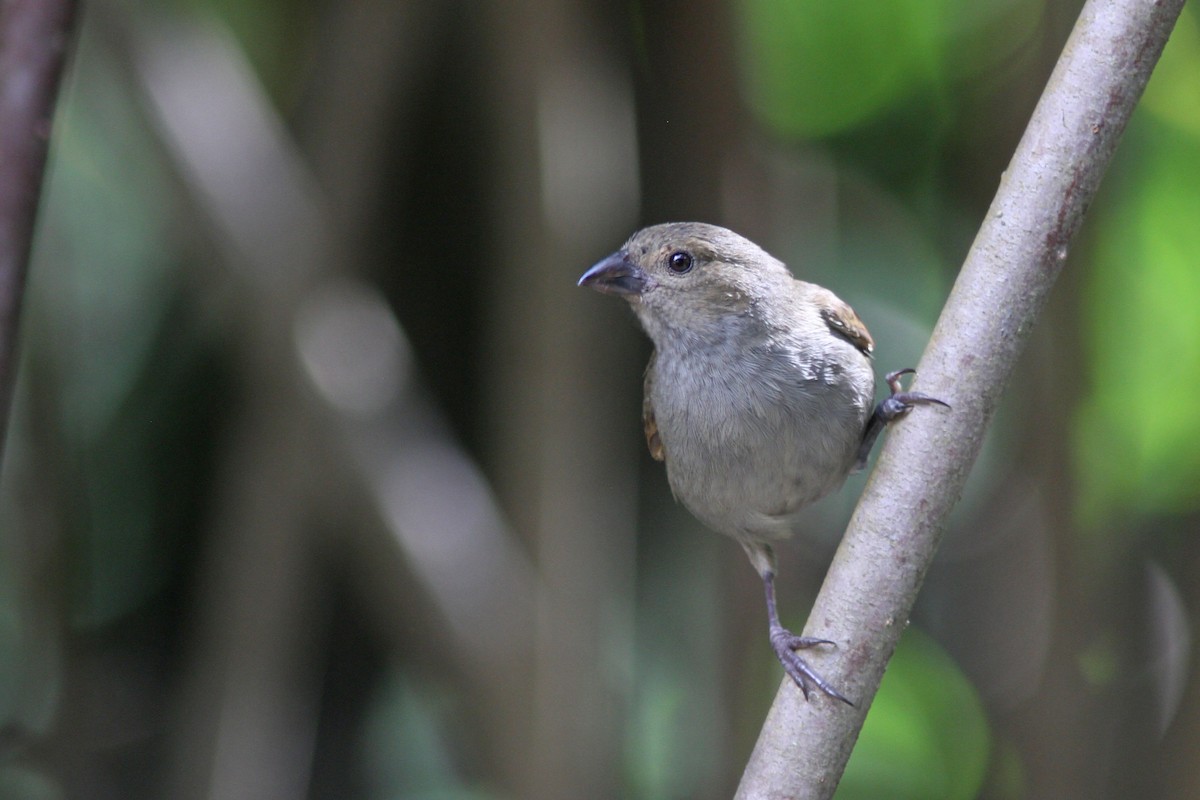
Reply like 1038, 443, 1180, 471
578, 250, 649, 296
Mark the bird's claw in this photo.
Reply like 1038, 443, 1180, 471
854, 369, 950, 471
879, 368, 951, 422
769, 625, 854, 705
884, 367, 917, 393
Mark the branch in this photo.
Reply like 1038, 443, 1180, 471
736, 0, 1187, 796
0, 0, 79, 457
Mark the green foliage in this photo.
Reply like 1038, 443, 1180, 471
0, 767, 63, 800
1074, 8, 1200, 526
32, 32, 196, 629
737, 0, 1043, 139
0, 577, 61, 739
1139, 8, 1200, 139
163, 0, 319, 104
3, 0, 1192, 795
625, 663, 689, 800
739, 0, 940, 138
837, 628, 992, 800
360, 670, 495, 800
0, 601, 23, 727
1078, 632, 1119, 688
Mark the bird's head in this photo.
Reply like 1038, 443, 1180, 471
578, 223, 791, 344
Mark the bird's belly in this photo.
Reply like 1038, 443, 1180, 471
661, 401, 863, 542
649, 339, 875, 541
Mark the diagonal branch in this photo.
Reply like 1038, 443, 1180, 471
736, 0, 1187, 796
0, 0, 79, 458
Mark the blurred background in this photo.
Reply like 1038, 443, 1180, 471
0, 0, 1197, 797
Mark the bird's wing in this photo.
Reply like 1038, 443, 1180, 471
817, 289, 875, 357
642, 350, 666, 462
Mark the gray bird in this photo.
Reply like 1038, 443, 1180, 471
579, 222, 947, 703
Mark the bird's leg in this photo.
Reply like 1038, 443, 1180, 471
763, 570, 853, 705
855, 368, 950, 471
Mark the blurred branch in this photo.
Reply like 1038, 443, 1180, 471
104, 10, 538, 796
131, 8, 538, 675
479, 1, 642, 796
0, 0, 78, 459
736, 0, 1187, 796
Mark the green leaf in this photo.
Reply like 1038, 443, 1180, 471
837, 628, 992, 800
1139, 7, 1200, 139
1074, 114, 1200, 526
0, 767, 62, 800
738, 0, 940, 138
736, 0, 1044, 139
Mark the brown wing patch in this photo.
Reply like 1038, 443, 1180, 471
643, 399, 665, 462
643, 351, 665, 461
818, 292, 874, 357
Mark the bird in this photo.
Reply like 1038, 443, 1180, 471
578, 222, 947, 703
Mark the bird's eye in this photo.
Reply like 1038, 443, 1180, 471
667, 251, 694, 274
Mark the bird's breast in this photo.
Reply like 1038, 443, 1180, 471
649, 341, 873, 541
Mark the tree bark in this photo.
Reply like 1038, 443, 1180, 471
736, 0, 1188, 796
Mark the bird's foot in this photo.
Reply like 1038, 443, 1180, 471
769, 624, 854, 705
854, 368, 950, 470
876, 368, 950, 421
